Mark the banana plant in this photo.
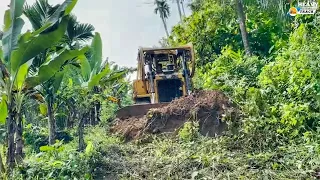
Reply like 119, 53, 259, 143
0, 0, 79, 171
25, 46, 89, 146
23, 0, 95, 145
74, 32, 128, 151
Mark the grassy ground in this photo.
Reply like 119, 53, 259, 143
86, 126, 320, 180
11, 125, 320, 179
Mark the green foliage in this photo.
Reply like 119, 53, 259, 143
72, 133, 319, 179
24, 124, 48, 153
201, 48, 265, 92
66, 14, 95, 45
193, 21, 320, 149
25, 46, 89, 87
10, 16, 69, 74
14, 125, 320, 179
100, 77, 133, 124
169, 1, 238, 65
14, 126, 124, 179
0, 97, 7, 124
2, 0, 25, 64
100, 101, 118, 123
4, 0, 77, 73
245, 5, 291, 56
14, 141, 92, 179
88, 32, 102, 75
78, 55, 91, 82
88, 66, 111, 89
168, 0, 291, 65
24, 124, 73, 153
257, 24, 320, 138
178, 121, 200, 142
15, 62, 29, 90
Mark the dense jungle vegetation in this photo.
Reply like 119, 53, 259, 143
1, 0, 320, 179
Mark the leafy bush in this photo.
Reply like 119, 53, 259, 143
14, 126, 127, 179
201, 47, 265, 93
199, 47, 266, 119
168, 1, 239, 65
24, 124, 73, 153
178, 121, 200, 142
24, 124, 49, 153
168, 0, 290, 66
258, 24, 320, 138
83, 126, 129, 179
14, 140, 91, 180
196, 23, 320, 148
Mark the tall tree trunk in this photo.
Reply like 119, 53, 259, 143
117, 99, 122, 109
0, 150, 5, 176
68, 104, 76, 128
78, 114, 86, 152
15, 113, 23, 163
181, 0, 186, 16
90, 107, 95, 126
176, 0, 183, 22
235, 0, 251, 55
71, 109, 77, 128
95, 102, 101, 124
161, 16, 170, 38
6, 102, 16, 171
65, 109, 69, 129
47, 97, 56, 145
92, 87, 100, 126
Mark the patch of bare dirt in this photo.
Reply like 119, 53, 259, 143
110, 90, 238, 141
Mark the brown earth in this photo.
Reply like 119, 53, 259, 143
110, 90, 238, 141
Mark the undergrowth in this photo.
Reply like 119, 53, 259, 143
12, 124, 320, 179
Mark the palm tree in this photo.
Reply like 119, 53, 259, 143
24, 0, 95, 49
180, 0, 186, 16
235, 0, 251, 56
235, 0, 290, 56
154, 0, 171, 38
173, 0, 183, 22
23, 0, 95, 145
65, 14, 95, 49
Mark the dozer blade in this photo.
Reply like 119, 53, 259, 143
115, 103, 170, 119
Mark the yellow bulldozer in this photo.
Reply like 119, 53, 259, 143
115, 44, 196, 119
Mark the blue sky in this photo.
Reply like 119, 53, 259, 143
0, 0, 191, 70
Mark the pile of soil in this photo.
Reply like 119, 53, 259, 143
110, 90, 238, 141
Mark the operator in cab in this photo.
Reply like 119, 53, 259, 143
144, 63, 150, 79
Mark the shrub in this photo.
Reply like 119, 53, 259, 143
13, 141, 91, 180
178, 121, 200, 142
24, 124, 49, 153
15, 126, 126, 179
24, 124, 73, 153
258, 24, 320, 138
196, 24, 320, 147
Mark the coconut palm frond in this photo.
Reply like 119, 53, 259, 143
23, 0, 53, 30
154, 0, 171, 18
72, 23, 95, 42
66, 14, 95, 47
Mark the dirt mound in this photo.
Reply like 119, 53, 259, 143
110, 90, 237, 141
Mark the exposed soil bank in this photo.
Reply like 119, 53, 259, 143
110, 90, 237, 141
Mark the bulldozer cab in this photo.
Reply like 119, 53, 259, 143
115, 44, 195, 120
133, 44, 195, 104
